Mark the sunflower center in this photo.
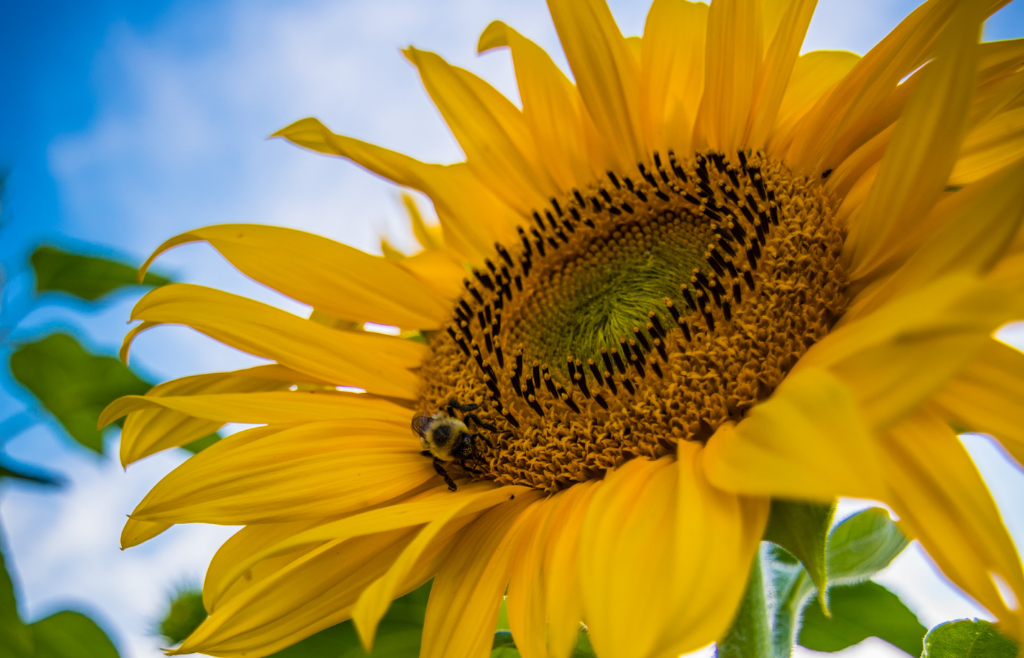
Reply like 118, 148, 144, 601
418, 150, 847, 492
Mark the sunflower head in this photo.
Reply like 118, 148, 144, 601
420, 149, 847, 491
107, 0, 1024, 656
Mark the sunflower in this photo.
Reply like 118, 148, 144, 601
103, 0, 1024, 656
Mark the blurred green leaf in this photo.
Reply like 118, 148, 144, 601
799, 581, 926, 656
9, 334, 150, 453
29, 611, 119, 658
572, 631, 597, 657
158, 590, 206, 646
827, 508, 908, 585
922, 619, 1018, 657
764, 500, 834, 610
492, 630, 515, 650
180, 433, 220, 455
31, 247, 169, 302
487, 626, 597, 658
270, 582, 431, 658
496, 597, 509, 631
490, 647, 520, 658
0, 459, 62, 487
1, 533, 33, 657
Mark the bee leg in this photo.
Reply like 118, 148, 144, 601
420, 450, 433, 457
468, 433, 493, 451
448, 399, 480, 413
463, 414, 497, 432
459, 457, 484, 475
433, 458, 457, 491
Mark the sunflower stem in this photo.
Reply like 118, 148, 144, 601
717, 549, 772, 658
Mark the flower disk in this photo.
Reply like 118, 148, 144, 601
421, 150, 847, 490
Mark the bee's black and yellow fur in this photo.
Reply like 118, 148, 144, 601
412, 400, 496, 491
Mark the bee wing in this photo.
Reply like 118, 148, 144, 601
411, 413, 432, 437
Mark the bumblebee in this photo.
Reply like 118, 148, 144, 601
412, 400, 496, 491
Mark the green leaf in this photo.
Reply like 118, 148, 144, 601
763, 499, 834, 610
798, 581, 926, 656
496, 597, 509, 631
158, 590, 206, 645
718, 553, 773, 658
490, 647, 521, 658
29, 611, 119, 658
1, 533, 33, 657
765, 508, 910, 658
269, 581, 431, 658
9, 334, 151, 453
922, 619, 1019, 657
492, 630, 515, 650
0, 459, 63, 487
180, 433, 220, 455
827, 508, 908, 585
572, 631, 597, 658
31, 246, 169, 302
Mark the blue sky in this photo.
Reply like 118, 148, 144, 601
1, 1, 1023, 656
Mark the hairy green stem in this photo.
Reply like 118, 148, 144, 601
717, 551, 773, 658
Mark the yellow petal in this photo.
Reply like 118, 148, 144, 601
848, 155, 1024, 318
274, 117, 520, 264
951, 106, 1024, 186
807, 273, 1012, 371
129, 420, 434, 525
745, 0, 817, 148
547, 0, 644, 171
420, 496, 539, 658
177, 529, 417, 657
355, 486, 542, 652
579, 458, 675, 658
805, 274, 1024, 430
789, 0, 967, 173
504, 498, 549, 658
703, 368, 884, 501
693, 0, 763, 152
768, 50, 860, 156
122, 283, 427, 399
932, 339, 1024, 468
203, 519, 331, 613
843, 0, 984, 280
102, 391, 409, 429
661, 442, 769, 655
824, 40, 1024, 206
478, 21, 598, 190
211, 482, 509, 618
504, 482, 600, 658
120, 519, 169, 548
578, 453, 765, 658
120, 424, 286, 550
404, 46, 554, 213
401, 192, 444, 253
395, 250, 467, 302
140, 224, 451, 330
881, 412, 1024, 640
119, 365, 306, 467
639, 0, 708, 157
540, 481, 599, 658
821, 120, 895, 209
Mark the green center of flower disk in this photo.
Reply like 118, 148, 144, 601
419, 149, 849, 492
